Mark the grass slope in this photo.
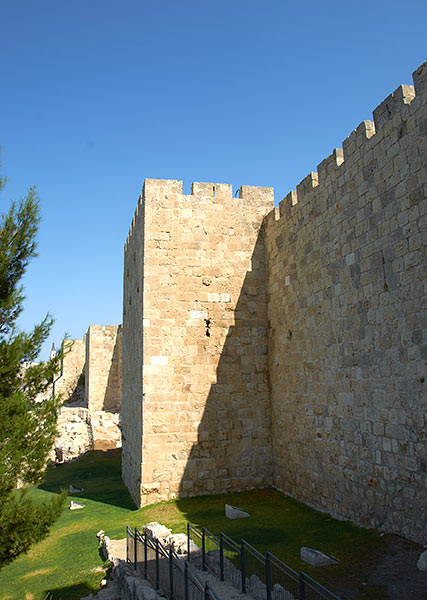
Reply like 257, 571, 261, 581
0, 450, 385, 600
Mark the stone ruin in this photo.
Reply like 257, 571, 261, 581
51, 325, 122, 462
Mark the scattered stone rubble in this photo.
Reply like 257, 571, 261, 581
50, 406, 121, 463
51, 407, 92, 462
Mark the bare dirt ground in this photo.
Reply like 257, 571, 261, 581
333, 534, 426, 600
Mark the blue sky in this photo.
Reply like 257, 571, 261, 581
1, 0, 425, 359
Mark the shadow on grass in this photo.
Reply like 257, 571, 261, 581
38, 449, 136, 510
44, 582, 94, 600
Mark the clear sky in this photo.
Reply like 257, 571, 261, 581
1, 0, 425, 359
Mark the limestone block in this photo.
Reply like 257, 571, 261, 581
300, 547, 339, 567
225, 504, 251, 519
165, 533, 189, 554
143, 522, 172, 543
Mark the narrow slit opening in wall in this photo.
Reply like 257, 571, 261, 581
212, 186, 215, 197
205, 319, 211, 337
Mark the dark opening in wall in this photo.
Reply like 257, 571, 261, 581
204, 319, 211, 337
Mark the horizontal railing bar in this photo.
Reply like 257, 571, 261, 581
201, 528, 221, 544
240, 538, 265, 560
269, 557, 299, 579
218, 532, 240, 551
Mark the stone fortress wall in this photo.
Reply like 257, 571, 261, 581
121, 62, 426, 543
85, 325, 122, 413
122, 180, 274, 505
55, 338, 86, 403
52, 325, 122, 461
264, 64, 426, 543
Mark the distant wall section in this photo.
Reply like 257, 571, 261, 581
85, 325, 122, 413
56, 338, 86, 403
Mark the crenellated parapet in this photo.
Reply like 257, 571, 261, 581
265, 61, 426, 544
126, 179, 274, 250
265, 61, 426, 236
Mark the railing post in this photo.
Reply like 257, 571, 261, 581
155, 539, 160, 590
187, 522, 190, 559
299, 572, 306, 600
219, 532, 224, 582
202, 527, 206, 571
265, 551, 271, 600
240, 540, 246, 594
184, 560, 189, 600
204, 581, 210, 600
134, 527, 137, 570
169, 546, 174, 599
144, 532, 148, 579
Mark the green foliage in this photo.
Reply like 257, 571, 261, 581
0, 489, 66, 567
0, 166, 66, 569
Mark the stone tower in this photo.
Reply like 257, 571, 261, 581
122, 180, 274, 506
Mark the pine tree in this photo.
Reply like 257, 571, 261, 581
0, 170, 65, 569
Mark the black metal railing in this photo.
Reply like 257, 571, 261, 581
187, 523, 342, 600
126, 526, 221, 600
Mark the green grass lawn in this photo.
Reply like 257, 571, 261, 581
0, 450, 386, 600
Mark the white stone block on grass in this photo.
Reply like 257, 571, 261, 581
225, 504, 251, 519
300, 546, 339, 567
69, 501, 85, 510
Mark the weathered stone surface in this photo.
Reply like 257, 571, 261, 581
86, 325, 122, 413
143, 522, 172, 543
51, 406, 92, 462
122, 180, 274, 507
91, 411, 121, 451
272, 583, 295, 600
166, 533, 189, 554
225, 504, 251, 520
250, 576, 267, 600
98, 531, 127, 562
417, 550, 427, 571
69, 501, 85, 510
51, 406, 121, 463
300, 547, 339, 567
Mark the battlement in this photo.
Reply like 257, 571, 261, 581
266, 61, 426, 229
125, 179, 275, 249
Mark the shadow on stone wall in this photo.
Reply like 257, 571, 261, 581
176, 230, 273, 501
103, 328, 122, 412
